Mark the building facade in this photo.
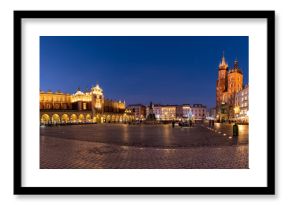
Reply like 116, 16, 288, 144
216, 54, 244, 122
191, 104, 207, 121
40, 84, 134, 124
235, 85, 249, 123
126, 104, 146, 120
145, 103, 207, 122
176, 104, 192, 119
153, 104, 177, 121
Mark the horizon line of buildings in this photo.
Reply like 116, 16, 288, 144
127, 103, 207, 121
40, 84, 208, 124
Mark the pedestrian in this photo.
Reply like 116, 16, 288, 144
232, 123, 239, 145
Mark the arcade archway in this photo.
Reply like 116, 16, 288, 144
86, 114, 91, 122
78, 114, 85, 122
52, 114, 60, 124
61, 114, 69, 123
41, 114, 50, 124
70, 114, 77, 122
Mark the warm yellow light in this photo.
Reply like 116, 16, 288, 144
234, 106, 240, 114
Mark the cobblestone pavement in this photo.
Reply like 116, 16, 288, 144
40, 124, 248, 169
40, 124, 248, 148
208, 123, 248, 144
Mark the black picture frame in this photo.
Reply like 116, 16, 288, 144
14, 10, 275, 195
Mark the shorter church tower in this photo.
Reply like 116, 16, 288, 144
227, 59, 243, 119
227, 59, 243, 94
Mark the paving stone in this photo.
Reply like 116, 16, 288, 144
40, 136, 248, 169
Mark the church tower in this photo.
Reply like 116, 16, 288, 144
215, 54, 244, 122
227, 59, 243, 119
216, 53, 228, 110
227, 59, 243, 95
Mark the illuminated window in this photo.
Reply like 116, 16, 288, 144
83, 103, 87, 110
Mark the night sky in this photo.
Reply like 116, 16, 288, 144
40, 36, 248, 108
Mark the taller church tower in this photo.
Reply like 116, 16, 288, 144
216, 53, 228, 111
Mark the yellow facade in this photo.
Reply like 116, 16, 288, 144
153, 105, 176, 121
40, 84, 125, 112
40, 91, 71, 110
160, 106, 176, 120
40, 84, 131, 125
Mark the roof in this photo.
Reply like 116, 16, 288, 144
228, 68, 243, 74
192, 104, 207, 108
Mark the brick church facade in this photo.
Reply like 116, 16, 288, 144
216, 54, 243, 122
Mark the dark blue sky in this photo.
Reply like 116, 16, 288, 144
40, 36, 248, 108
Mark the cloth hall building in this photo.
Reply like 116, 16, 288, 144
40, 84, 134, 124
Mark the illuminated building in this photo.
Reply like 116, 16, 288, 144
216, 53, 244, 122
235, 85, 249, 123
40, 83, 134, 124
152, 104, 176, 121
145, 103, 207, 122
126, 104, 146, 120
176, 104, 192, 120
191, 104, 207, 121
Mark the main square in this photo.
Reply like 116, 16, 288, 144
40, 36, 249, 169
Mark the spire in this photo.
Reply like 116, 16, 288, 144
219, 51, 228, 69
234, 57, 239, 69
221, 50, 226, 65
